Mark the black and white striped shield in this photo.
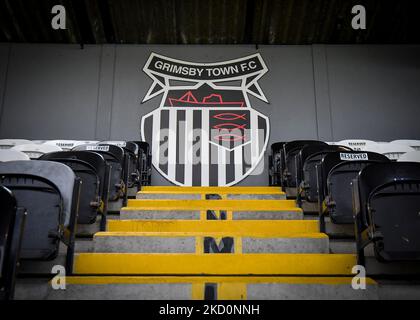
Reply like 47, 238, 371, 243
140, 53, 270, 186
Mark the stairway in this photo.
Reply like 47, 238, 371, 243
16, 186, 380, 300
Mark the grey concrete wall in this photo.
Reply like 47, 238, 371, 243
0, 44, 101, 139
0, 44, 11, 125
325, 45, 420, 141
0, 43, 419, 185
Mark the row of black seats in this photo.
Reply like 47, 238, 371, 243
39, 141, 151, 227
269, 141, 420, 268
0, 141, 151, 299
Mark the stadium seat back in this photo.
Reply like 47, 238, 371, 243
0, 187, 15, 266
130, 141, 152, 185
391, 140, 420, 151
100, 141, 139, 189
299, 145, 352, 202
356, 162, 420, 261
0, 161, 78, 261
319, 151, 390, 224
329, 161, 377, 224
336, 139, 378, 151
0, 139, 32, 150
73, 144, 125, 201
11, 144, 62, 159
3, 177, 61, 259
375, 143, 415, 161
283, 140, 327, 188
0, 150, 30, 162
43, 140, 95, 151
40, 151, 108, 224
269, 142, 285, 186
398, 151, 420, 162
0, 186, 26, 300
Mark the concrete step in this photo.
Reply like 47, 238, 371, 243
300, 200, 319, 213
127, 186, 138, 198
92, 232, 329, 254
17, 240, 94, 274
77, 220, 104, 236
76, 213, 120, 235
137, 186, 285, 200
326, 223, 354, 237
136, 193, 285, 200
329, 239, 375, 256
285, 187, 297, 198
125, 199, 299, 210
365, 257, 420, 276
121, 199, 303, 220
75, 239, 95, 253
377, 281, 420, 299
107, 220, 321, 234
107, 198, 124, 213
329, 239, 357, 254
328, 239, 420, 276
120, 210, 304, 220
140, 186, 284, 194
73, 253, 356, 275
14, 276, 379, 300
303, 215, 355, 237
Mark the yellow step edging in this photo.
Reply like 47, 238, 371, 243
93, 232, 328, 254
61, 275, 376, 300
74, 253, 357, 275
139, 186, 283, 194
94, 231, 328, 239
63, 275, 376, 285
123, 199, 301, 211
107, 220, 319, 235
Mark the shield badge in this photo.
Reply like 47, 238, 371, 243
140, 53, 270, 186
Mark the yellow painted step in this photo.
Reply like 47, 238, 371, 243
95, 231, 327, 239
139, 186, 283, 194
64, 275, 376, 285
107, 220, 320, 235
74, 253, 356, 275
94, 232, 328, 254
123, 199, 300, 211
61, 276, 377, 299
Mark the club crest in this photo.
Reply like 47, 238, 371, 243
140, 53, 270, 186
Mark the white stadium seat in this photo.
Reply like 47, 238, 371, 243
391, 140, 420, 151
43, 140, 97, 151
0, 139, 32, 149
334, 140, 414, 160
336, 139, 379, 151
100, 140, 128, 148
375, 143, 415, 160
0, 149, 30, 161
397, 151, 420, 162
11, 143, 63, 159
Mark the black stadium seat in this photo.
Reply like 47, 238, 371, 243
130, 141, 152, 186
73, 144, 128, 209
283, 140, 327, 190
123, 142, 140, 192
0, 186, 26, 300
100, 141, 140, 194
0, 161, 81, 273
317, 151, 390, 232
39, 151, 110, 230
296, 144, 352, 205
353, 162, 420, 265
269, 142, 285, 186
